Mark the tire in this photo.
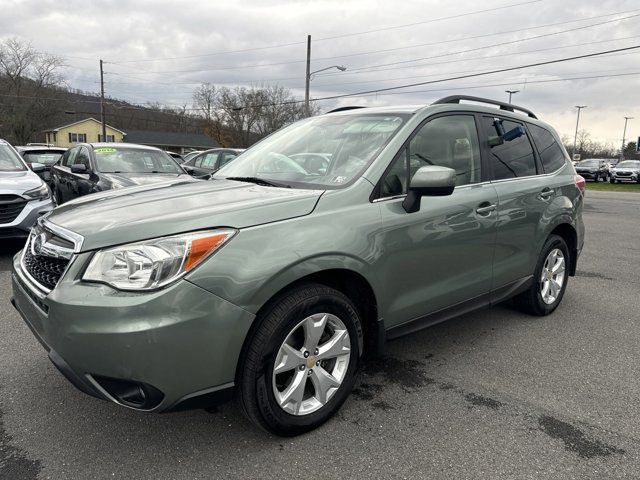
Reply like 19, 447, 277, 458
514, 235, 570, 316
610, 178, 616, 184
237, 283, 363, 436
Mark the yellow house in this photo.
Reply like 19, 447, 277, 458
43, 118, 125, 148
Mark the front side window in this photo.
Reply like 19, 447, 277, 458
93, 147, 183, 174
379, 115, 481, 197
74, 147, 91, 169
0, 144, 27, 172
483, 117, 536, 180
219, 152, 238, 168
216, 113, 409, 189
528, 124, 567, 173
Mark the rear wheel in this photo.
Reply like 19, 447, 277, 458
514, 235, 569, 316
237, 284, 362, 436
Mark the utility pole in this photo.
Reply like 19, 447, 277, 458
505, 90, 519, 103
621, 116, 633, 159
99, 59, 107, 142
304, 35, 311, 117
572, 105, 587, 158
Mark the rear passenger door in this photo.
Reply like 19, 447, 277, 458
377, 114, 499, 327
481, 116, 552, 296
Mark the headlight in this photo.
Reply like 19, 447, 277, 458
83, 229, 236, 291
24, 184, 50, 200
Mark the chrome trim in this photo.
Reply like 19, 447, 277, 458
38, 217, 84, 253
372, 181, 492, 203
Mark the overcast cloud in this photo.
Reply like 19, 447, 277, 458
2, 0, 639, 145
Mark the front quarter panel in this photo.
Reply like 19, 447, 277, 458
186, 178, 386, 315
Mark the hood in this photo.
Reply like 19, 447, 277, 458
614, 167, 640, 173
47, 179, 324, 251
101, 172, 191, 188
0, 170, 44, 195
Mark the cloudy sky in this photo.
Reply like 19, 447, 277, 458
2, 0, 639, 145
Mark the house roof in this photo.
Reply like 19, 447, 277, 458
44, 117, 126, 134
123, 130, 220, 149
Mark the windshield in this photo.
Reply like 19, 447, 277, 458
94, 147, 183, 174
23, 151, 63, 165
616, 161, 640, 169
577, 160, 599, 167
0, 144, 27, 172
216, 113, 409, 189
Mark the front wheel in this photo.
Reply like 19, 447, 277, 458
514, 235, 569, 316
237, 284, 362, 436
610, 177, 616, 184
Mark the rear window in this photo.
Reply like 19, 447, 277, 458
528, 124, 567, 173
93, 147, 182, 174
23, 151, 63, 166
0, 144, 27, 172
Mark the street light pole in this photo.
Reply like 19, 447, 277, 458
572, 105, 587, 158
505, 90, 519, 103
304, 35, 311, 117
99, 59, 107, 142
621, 116, 633, 159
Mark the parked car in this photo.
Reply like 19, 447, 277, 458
50, 143, 194, 205
574, 158, 609, 182
16, 146, 67, 184
610, 160, 640, 183
0, 140, 53, 239
11, 96, 584, 436
181, 148, 244, 176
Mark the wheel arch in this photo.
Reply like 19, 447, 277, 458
548, 222, 578, 276
235, 263, 383, 383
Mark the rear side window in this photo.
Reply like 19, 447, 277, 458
528, 124, 567, 173
483, 117, 536, 180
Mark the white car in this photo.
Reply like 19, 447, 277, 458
610, 160, 640, 184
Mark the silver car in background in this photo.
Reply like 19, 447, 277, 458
0, 140, 54, 239
610, 160, 640, 184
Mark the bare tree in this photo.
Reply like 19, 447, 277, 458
0, 38, 66, 144
192, 82, 318, 148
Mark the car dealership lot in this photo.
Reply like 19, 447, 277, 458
0, 190, 639, 479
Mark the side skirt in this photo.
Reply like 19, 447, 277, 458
385, 276, 533, 341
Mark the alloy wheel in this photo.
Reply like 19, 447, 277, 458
272, 313, 351, 416
540, 248, 566, 305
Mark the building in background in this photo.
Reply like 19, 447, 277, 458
43, 118, 125, 147
123, 130, 220, 153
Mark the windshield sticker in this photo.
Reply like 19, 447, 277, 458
94, 148, 117, 153
330, 176, 347, 184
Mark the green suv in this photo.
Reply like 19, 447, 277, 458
11, 96, 584, 436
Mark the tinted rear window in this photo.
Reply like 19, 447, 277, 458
528, 124, 567, 173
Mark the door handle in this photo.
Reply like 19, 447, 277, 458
476, 203, 496, 215
538, 188, 553, 200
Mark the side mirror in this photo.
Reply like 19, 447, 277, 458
70, 164, 88, 174
30, 162, 46, 173
402, 166, 456, 213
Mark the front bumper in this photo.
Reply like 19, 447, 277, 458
612, 174, 638, 182
0, 197, 53, 238
575, 171, 600, 180
11, 252, 255, 412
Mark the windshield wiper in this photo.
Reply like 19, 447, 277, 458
226, 176, 291, 188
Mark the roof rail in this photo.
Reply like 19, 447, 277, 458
433, 95, 537, 119
326, 106, 367, 114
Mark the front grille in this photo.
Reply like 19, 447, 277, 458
0, 195, 27, 224
616, 172, 631, 176
22, 236, 71, 291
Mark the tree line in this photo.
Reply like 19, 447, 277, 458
561, 130, 639, 161
0, 38, 315, 148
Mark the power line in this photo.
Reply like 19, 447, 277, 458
102, 11, 640, 77
320, 12, 640, 76
111, 0, 542, 64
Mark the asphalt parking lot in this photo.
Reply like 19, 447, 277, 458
1, 190, 639, 479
